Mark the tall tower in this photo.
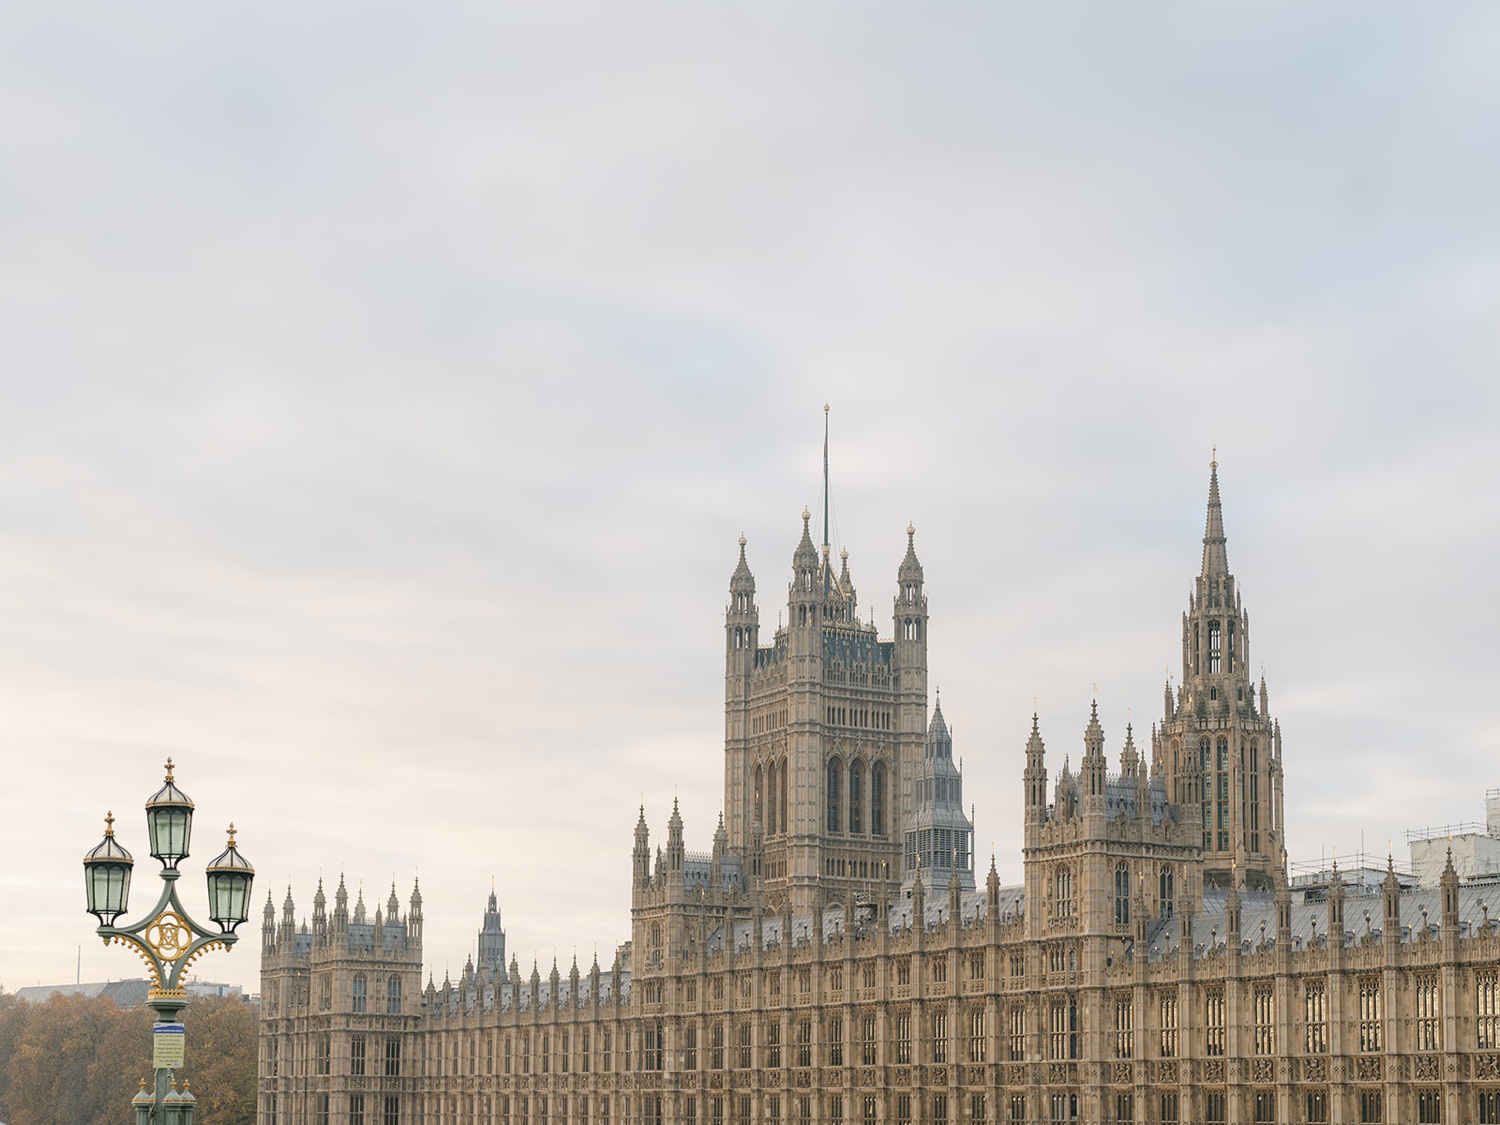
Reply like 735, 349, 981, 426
1155, 457, 1285, 890
723, 413, 929, 912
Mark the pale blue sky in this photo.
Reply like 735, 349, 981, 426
2, 4, 1497, 991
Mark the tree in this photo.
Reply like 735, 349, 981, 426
180, 996, 257, 1125
0, 990, 255, 1125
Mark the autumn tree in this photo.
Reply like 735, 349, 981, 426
0, 989, 255, 1125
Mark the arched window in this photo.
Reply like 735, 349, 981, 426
1208, 621, 1222, 674
387, 976, 402, 1014
871, 762, 886, 838
1159, 867, 1175, 918
1055, 867, 1074, 919
352, 973, 367, 1013
1227, 619, 1236, 672
827, 759, 843, 834
754, 763, 764, 827
779, 757, 788, 838
799, 605, 808, 625
766, 760, 778, 835
1115, 864, 1130, 927
849, 760, 865, 835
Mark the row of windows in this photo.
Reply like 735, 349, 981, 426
285, 1085, 1500, 1125
376, 970, 1500, 1082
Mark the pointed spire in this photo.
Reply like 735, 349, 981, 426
898, 521, 923, 584
1201, 450, 1229, 577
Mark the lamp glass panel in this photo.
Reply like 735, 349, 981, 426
149, 806, 192, 864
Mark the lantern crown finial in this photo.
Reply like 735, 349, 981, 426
104, 811, 116, 836
164, 757, 175, 783
227, 822, 237, 847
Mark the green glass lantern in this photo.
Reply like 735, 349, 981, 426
83, 812, 134, 925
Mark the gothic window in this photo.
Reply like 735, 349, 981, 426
1479, 972, 1500, 1049
1253, 984, 1274, 1055
968, 1008, 985, 1063
849, 760, 865, 834
1054, 867, 1074, 919
1305, 982, 1327, 1053
797, 1020, 812, 1067
871, 762, 886, 837
828, 1017, 844, 1066
1159, 993, 1178, 1058
827, 759, 843, 834
1114, 864, 1130, 927
1113, 996, 1132, 1059
766, 761, 777, 834
767, 1023, 781, 1067
1358, 977, 1382, 1052
1209, 621, 1222, 673
387, 976, 401, 1014
352, 1035, 366, 1076
930, 1010, 947, 1064
353, 973, 367, 1013
1159, 867, 1175, 917
1008, 1006, 1024, 1060
1416, 974, 1441, 1052
780, 758, 788, 837
754, 764, 764, 828
1205, 988, 1225, 1056
385, 1037, 401, 1077
895, 1012, 912, 1064
685, 1026, 698, 1071
1227, 619, 1236, 671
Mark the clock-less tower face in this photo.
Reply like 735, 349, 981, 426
723, 514, 929, 913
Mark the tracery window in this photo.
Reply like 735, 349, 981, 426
1253, 984, 1274, 1055
1113, 996, 1132, 1059
1159, 993, 1178, 1058
1478, 972, 1499, 1049
1305, 982, 1327, 1053
1358, 977, 1382, 1052
826, 759, 843, 834
871, 762, 886, 837
849, 760, 864, 834
1416, 974, 1441, 1052
1205, 988, 1225, 1057
1114, 864, 1130, 926
353, 973, 367, 1013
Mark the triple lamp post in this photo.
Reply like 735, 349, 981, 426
82, 759, 255, 1125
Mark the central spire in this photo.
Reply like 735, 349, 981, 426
1201, 450, 1229, 578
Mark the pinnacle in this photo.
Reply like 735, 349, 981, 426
1201, 454, 1230, 577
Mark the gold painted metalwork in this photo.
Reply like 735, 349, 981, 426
145, 910, 193, 961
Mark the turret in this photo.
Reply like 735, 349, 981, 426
261, 890, 276, 950
1441, 847, 1460, 938
633, 807, 651, 890
409, 879, 423, 943
279, 887, 296, 945
667, 799, 685, 874
726, 535, 758, 672
1023, 715, 1048, 829
386, 883, 401, 924
1382, 856, 1402, 942
333, 874, 349, 935
1081, 701, 1106, 819
893, 523, 927, 668
312, 878, 327, 943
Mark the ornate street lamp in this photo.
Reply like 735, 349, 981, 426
83, 759, 253, 1125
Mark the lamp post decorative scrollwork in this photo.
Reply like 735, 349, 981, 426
83, 759, 254, 1125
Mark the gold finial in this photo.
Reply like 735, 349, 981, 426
227, 822, 238, 847
139, 1078, 148, 1091
738, 534, 746, 548
105, 811, 116, 836
1211, 445, 1217, 470
164, 757, 176, 783
906, 521, 914, 537
824, 402, 829, 414
802, 507, 811, 521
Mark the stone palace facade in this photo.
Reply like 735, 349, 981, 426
259, 464, 1500, 1125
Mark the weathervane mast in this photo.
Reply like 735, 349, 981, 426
823, 403, 831, 596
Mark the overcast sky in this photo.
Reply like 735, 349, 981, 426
3, 4, 1498, 993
